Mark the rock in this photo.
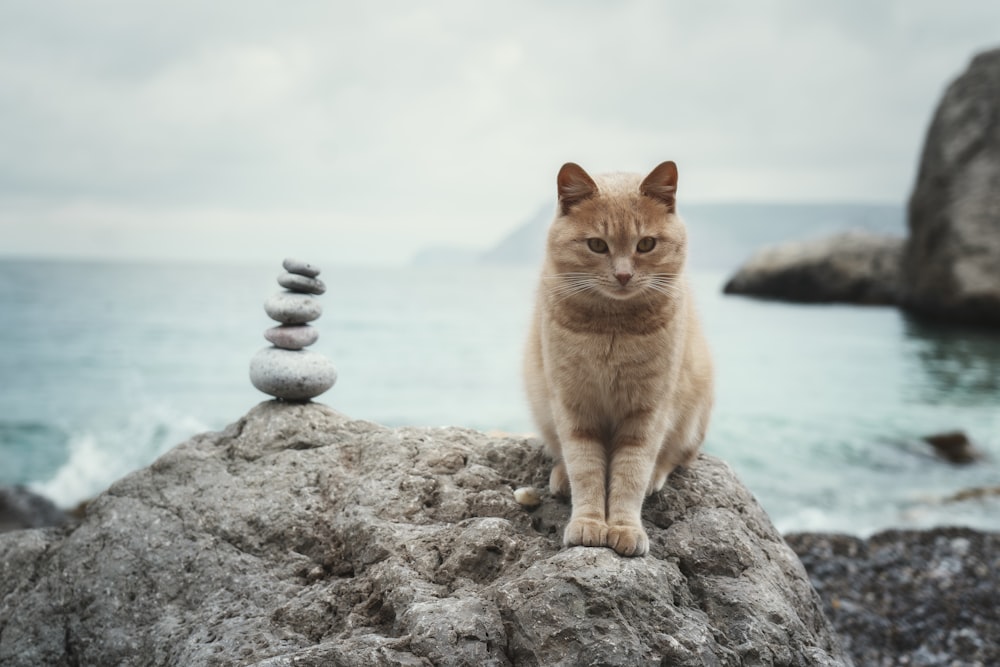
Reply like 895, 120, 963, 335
263, 291, 322, 324
264, 324, 319, 350
901, 47, 1000, 326
282, 257, 321, 278
0, 403, 849, 666
249, 347, 337, 400
252, 259, 336, 401
277, 272, 326, 295
0, 486, 67, 533
512, 486, 543, 508
923, 430, 984, 464
723, 231, 902, 304
944, 486, 1000, 503
787, 528, 1000, 667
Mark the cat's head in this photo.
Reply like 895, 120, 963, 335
546, 161, 688, 302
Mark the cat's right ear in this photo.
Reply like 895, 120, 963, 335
557, 162, 598, 215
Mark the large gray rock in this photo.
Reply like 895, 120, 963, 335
902, 47, 1000, 326
787, 528, 1000, 667
723, 231, 902, 305
0, 402, 849, 666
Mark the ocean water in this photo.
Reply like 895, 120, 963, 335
1, 258, 998, 535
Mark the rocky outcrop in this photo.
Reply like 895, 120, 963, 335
0, 401, 849, 666
725, 48, 1000, 321
902, 47, 1000, 326
787, 528, 1000, 667
0, 486, 68, 533
722, 231, 902, 305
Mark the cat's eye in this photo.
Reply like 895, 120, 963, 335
587, 238, 609, 253
637, 237, 657, 253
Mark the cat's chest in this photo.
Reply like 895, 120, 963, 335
546, 326, 670, 388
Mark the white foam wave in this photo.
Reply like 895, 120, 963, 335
31, 405, 210, 508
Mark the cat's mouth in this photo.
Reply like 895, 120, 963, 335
603, 281, 643, 300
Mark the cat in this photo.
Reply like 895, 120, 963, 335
523, 161, 714, 557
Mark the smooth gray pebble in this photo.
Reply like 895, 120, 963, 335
282, 258, 321, 278
264, 324, 319, 350
264, 291, 322, 324
277, 272, 326, 295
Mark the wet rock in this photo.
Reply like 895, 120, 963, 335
787, 528, 1000, 667
923, 430, 984, 464
0, 403, 848, 666
902, 47, 1000, 326
944, 486, 1000, 503
723, 231, 902, 305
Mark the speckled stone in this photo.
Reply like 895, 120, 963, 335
264, 291, 322, 324
264, 324, 319, 350
249, 347, 337, 401
282, 258, 320, 278
277, 272, 326, 295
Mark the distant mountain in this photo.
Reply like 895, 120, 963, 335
682, 202, 905, 269
410, 245, 480, 267
479, 204, 555, 265
411, 202, 905, 270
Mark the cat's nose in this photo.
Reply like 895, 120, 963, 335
615, 272, 633, 286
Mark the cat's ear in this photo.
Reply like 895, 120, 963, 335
640, 161, 678, 210
557, 162, 598, 215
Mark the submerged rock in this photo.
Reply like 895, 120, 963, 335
723, 231, 902, 304
787, 528, 1000, 667
902, 47, 1000, 327
0, 402, 848, 666
922, 430, 984, 464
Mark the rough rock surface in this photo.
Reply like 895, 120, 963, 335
787, 528, 1000, 667
0, 402, 848, 666
902, 47, 1000, 326
723, 231, 902, 304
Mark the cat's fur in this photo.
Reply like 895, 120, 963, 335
523, 161, 714, 557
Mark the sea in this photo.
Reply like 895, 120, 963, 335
1, 256, 999, 536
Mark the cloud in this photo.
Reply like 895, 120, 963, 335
1, 1, 998, 263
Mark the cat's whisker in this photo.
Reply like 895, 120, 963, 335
546, 279, 599, 303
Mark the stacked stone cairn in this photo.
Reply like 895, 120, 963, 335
249, 258, 337, 401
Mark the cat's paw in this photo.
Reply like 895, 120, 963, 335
607, 524, 649, 557
646, 472, 668, 496
563, 518, 608, 548
549, 461, 570, 497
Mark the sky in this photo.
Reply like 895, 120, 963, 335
1, 1, 999, 266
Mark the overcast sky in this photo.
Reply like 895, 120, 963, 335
1, 1, 998, 265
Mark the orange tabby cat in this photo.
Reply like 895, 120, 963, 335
524, 161, 714, 557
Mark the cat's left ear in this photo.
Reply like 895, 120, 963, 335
640, 161, 678, 211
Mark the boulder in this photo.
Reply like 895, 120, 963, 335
723, 231, 902, 305
0, 402, 849, 666
0, 485, 68, 533
902, 47, 1000, 326
922, 430, 984, 464
787, 528, 1000, 667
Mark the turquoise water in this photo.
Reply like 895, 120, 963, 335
1, 258, 998, 534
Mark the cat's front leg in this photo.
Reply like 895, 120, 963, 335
558, 429, 608, 548
606, 433, 660, 557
